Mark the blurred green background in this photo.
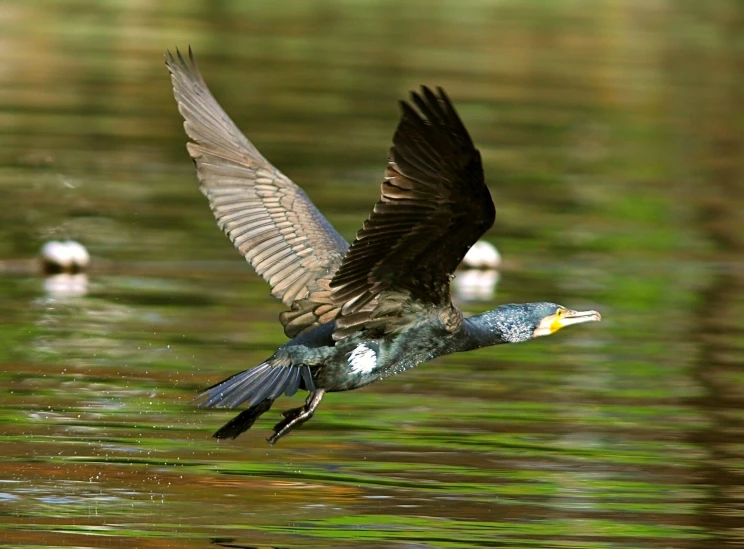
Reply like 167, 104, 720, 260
1, 0, 743, 548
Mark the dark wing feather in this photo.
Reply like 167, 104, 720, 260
330, 86, 494, 339
166, 48, 349, 337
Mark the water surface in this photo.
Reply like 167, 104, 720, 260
1, 1, 743, 548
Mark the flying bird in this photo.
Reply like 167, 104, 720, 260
166, 48, 601, 444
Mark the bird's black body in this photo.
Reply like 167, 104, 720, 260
166, 48, 601, 444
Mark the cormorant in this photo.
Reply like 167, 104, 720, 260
166, 48, 601, 444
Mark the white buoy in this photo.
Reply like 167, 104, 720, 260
454, 240, 501, 302
40, 240, 90, 273
63, 240, 90, 270
462, 240, 501, 269
453, 269, 500, 302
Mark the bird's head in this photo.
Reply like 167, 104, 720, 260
477, 302, 601, 344
529, 302, 601, 339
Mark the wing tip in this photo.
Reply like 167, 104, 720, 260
165, 44, 201, 83
401, 84, 463, 123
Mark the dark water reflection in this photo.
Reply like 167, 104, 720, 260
1, 1, 743, 547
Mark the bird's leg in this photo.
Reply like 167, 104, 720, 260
267, 389, 325, 445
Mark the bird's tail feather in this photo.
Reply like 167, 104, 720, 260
194, 362, 315, 439
193, 362, 314, 409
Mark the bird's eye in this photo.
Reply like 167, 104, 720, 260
556, 309, 564, 318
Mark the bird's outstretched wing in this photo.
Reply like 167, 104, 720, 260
330, 86, 495, 339
166, 48, 349, 337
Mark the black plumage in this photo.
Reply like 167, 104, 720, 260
166, 48, 601, 444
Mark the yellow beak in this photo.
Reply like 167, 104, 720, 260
535, 309, 602, 338
553, 309, 601, 332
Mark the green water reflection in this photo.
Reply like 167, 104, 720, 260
1, 0, 743, 548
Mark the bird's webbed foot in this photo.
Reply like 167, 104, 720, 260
267, 389, 325, 445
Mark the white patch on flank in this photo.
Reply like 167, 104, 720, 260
348, 344, 377, 374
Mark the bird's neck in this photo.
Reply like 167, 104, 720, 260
461, 306, 528, 350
